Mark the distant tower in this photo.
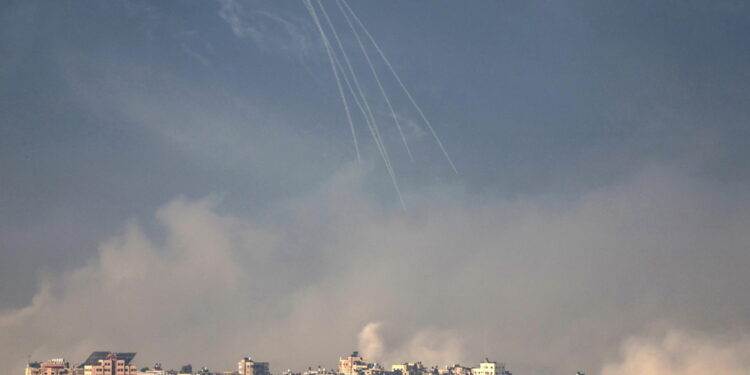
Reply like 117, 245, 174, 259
238, 357, 270, 375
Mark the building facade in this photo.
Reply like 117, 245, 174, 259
26, 359, 71, 375
338, 352, 371, 375
391, 362, 426, 375
470, 360, 505, 375
80, 353, 137, 375
238, 357, 270, 375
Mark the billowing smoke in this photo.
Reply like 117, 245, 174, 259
601, 331, 750, 375
395, 329, 465, 367
358, 323, 385, 362
2, 166, 750, 375
357, 323, 464, 366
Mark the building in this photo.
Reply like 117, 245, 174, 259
79, 352, 137, 375
238, 357, 270, 375
338, 352, 372, 375
137, 364, 167, 375
450, 365, 472, 375
438, 364, 471, 375
26, 359, 72, 375
361, 365, 387, 375
470, 360, 506, 375
391, 363, 425, 375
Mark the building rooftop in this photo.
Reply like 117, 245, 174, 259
78, 352, 136, 368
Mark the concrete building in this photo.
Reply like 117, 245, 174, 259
438, 364, 471, 375
79, 352, 137, 375
26, 359, 71, 375
361, 364, 387, 375
338, 352, 370, 375
301, 366, 335, 375
470, 360, 505, 375
238, 357, 269, 375
138, 369, 168, 375
391, 362, 425, 375
137, 364, 167, 375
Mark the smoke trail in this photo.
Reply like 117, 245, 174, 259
315, 0, 405, 210
340, 0, 458, 174
333, 0, 414, 162
302, 0, 360, 163
315, 0, 385, 164
330, 38, 406, 212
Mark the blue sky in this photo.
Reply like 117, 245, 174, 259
2, 1, 750, 374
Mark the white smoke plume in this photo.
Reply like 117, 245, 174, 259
397, 330, 465, 367
2, 166, 750, 375
601, 331, 750, 375
357, 323, 464, 366
358, 322, 385, 362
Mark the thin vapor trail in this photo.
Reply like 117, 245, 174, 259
329, 38, 404, 211
316, 0, 401, 191
308, 0, 406, 210
335, 0, 414, 162
315, 0, 399, 194
315, 0, 382, 159
324, 0, 402, 204
340, 0, 458, 174
302, 0, 360, 163
319, 2, 391, 175
335, 53, 406, 211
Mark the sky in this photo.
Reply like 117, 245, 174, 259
1, 1, 750, 374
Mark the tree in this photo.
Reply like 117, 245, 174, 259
180, 364, 193, 374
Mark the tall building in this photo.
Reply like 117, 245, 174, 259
26, 358, 71, 375
79, 352, 137, 375
338, 352, 370, 375
238, 357, 270, 375
470, 360, 505, 375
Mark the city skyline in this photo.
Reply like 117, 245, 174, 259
3, 1, 750, 375
25, 350, 517, 375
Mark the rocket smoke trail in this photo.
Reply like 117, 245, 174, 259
318, 1, 393, 177
315, 0, 404, 210
302, 0, 360, 163
340, 0, 459, 174
328, 28, 405, 212
306, 0, 406, 210
334, 0, 414, 163
321, 0, 405, 210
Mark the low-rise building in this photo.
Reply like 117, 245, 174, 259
26, 358, 72, 375
439, 364, 471, 375
391, 362, 425, 375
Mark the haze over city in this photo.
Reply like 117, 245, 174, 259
2, 1, 750, 375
